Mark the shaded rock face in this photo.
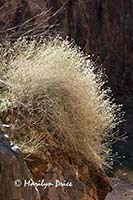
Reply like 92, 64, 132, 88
0, 0, 48, 38
0, 133, 112, 200
0, 0, 132, 168
105, 179, 133, 200
24, 147, 112, 200
0, 133, 40, 200
0, 0, 132, 95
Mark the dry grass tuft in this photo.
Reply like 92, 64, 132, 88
0, 38, 122, 167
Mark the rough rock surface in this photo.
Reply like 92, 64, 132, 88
0, 133, 40, 200
24, 147, 112, 200
0, 132, 112, 200
106, 179, 133, 200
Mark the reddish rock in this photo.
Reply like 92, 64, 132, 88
24, 146, 112, 200
0, 130, 112, 200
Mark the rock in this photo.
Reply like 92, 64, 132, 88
105, 179, 133, 200
0, 132, 112, 200
0, 133, 40, 200
0, 0, 48, 38
0, 0, 132, 94
24, 147, 112, 200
